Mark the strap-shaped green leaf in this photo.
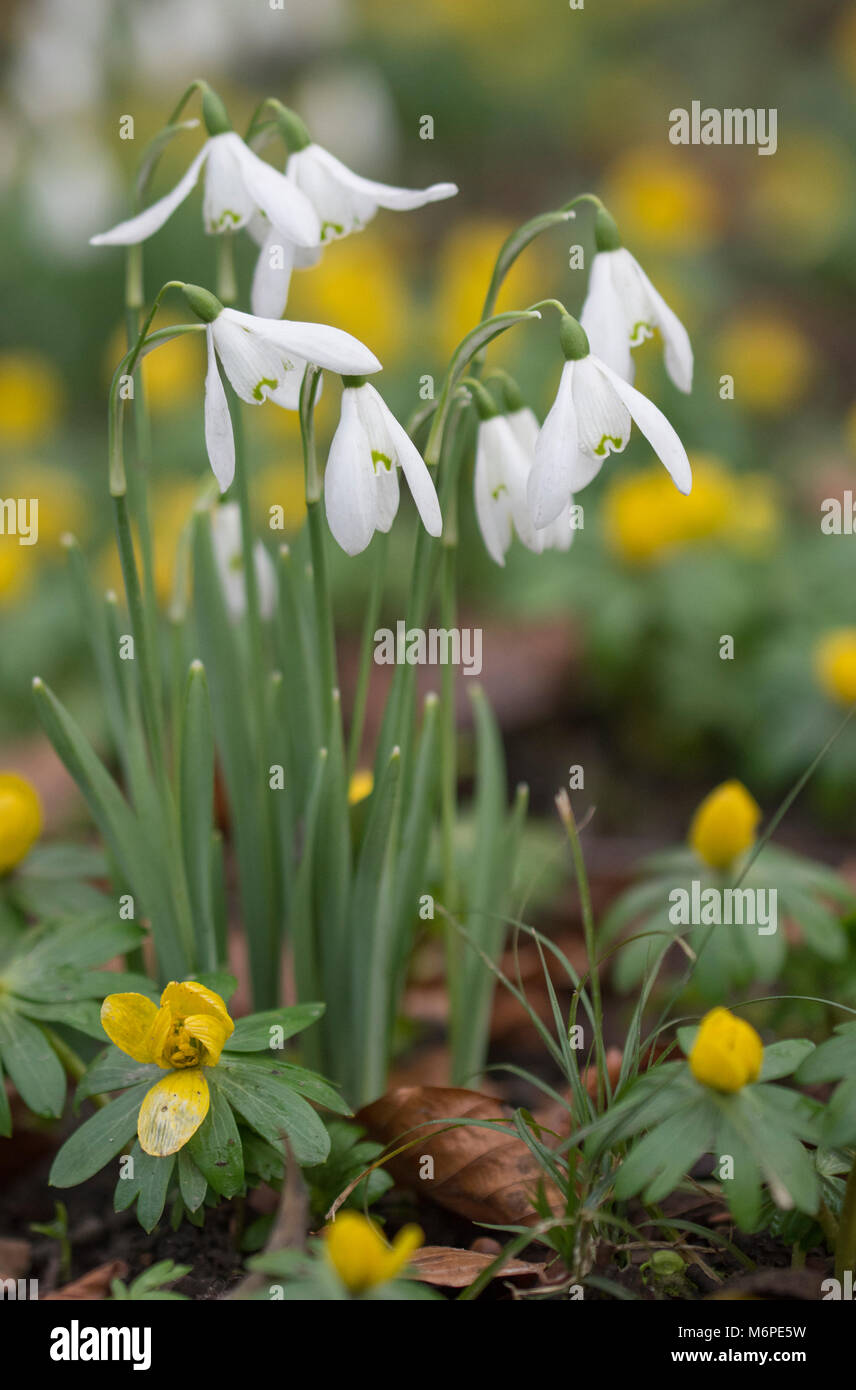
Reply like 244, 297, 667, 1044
0, 1008, 65, 1118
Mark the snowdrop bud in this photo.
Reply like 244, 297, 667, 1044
558, 314, 590, 361
181, 283, 224, 323
594, 207, 622, 252
201, 86, 232, 137
274, 105, 312, 154
496, 375, 525, 414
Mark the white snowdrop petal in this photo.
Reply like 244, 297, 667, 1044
224, 308, 381, 378
303, 143, 458, 212
235, 137, 320, 248
593, 358, 693, 495
373, 390, 442, 537
203, 328, 235, 493
211, 314, 291, 404
251, 229, 295, 318
202, 134, 256, 233
572, 355, 631, 461
580, 251, 635, 384
324, 393, 378, 556
633, 260, 694, 393
474, 423, 511, 566
90, 145, 209, 246
529, 362, 578, 526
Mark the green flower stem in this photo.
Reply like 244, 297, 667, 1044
479, 196, 603, 323
556, 789, 607, 1110
300, 368, 338, 731
42, 1028, 108, 1110
836, 1162, 856, 1283
348, 529, 389, 777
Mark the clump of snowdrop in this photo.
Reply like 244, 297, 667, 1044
580, 208, 693, 393
324, 378, 442, 556
210, 501, 276, 621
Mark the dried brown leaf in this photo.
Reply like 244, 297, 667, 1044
358, 1085, 563, 1227
406, 1245, 545, 1288
42, 1260, 127, 1300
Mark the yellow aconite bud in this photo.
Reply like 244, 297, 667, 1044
324, 1212, 423, 1294
0, 773, 43, 874
348, 770, 374, 806
688, 780, 761, 870
814, 629, 856, 706
689, 1007, 763, 1093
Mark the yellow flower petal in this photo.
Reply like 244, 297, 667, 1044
160, 980, 234, 1034
182, 1013, 230, 1066
689, 1007, 763, 1093
324, 1211, 423, 1293
0, 773, 42, 874
137, 1068, 210, 1156
814, 629, 856, 706
688, 781, 761, 870
100, 993, 160, 1064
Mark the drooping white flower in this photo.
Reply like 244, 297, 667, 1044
210, 501, 276, 621
324, 381, 442, 556
250, 125, 457, 316
504, 404, 574, 556
183, 288, 381, 493
528, 316, 692, 529
90, 130, 320, 255
474, 411, 542, 567
580, 211, 693, 393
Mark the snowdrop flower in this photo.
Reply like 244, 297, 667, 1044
528, 315, 692, 530
467, 379, 564, 566
250, 108, 458, 317
324, 379, 442, 556
210, 502, 276, 621
181, 284, 381, 493
90, 92, 320, 257
580, 209, 693, 393
501, 391, 575, 557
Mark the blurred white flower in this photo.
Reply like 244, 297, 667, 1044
211, 502, 276, 621
324, 382, 441, 556
475, 402, 573, 565
197, 301, 381, 492
528, 319, 692, 528
581, 246, 693, 393
90, 132, 320, 253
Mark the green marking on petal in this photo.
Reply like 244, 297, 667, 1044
371, 450, 394, 473
214, 210, 242, 229
594, 434, 623, 457
629, 319, 655, 346
491, 484, 508, 501
320, 220, 345, 241
252, 377, 278, 401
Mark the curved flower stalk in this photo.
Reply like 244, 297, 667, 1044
584, 1009, 820, 1230
528, 314, 692, 529
211, 501, 276, 621
580, 209, 693, 392
178, 285, 381, 491
250, 107, 458, 316
324, 378, 441, 556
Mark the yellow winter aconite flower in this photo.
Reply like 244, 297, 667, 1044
0, 352, 64, 445
348, 770, 374, 805
604, 147, 720, 252
0, 773, 43, 874
0, 543, 32, 608
715, 312, 812, 414
287, 234, 411, 364
689, 1007, 763, 1093
324, 1211, 423, 1294
814, 629, 856, 706
100, 981, 234, 1157
688, 780, 761, 870
603, 457, 771, 567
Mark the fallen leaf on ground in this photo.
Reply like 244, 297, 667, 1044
358, 1085, 563, 1227
406, 1245, 545, 1288
42, 1260, 128, 1300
